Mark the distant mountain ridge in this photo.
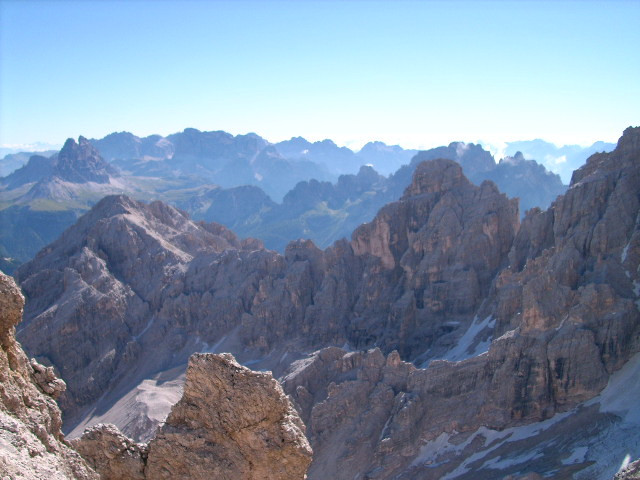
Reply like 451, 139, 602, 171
2, 136, 119, 192
0, 150, 58, 177
2, 129, 567, 272
0, 138, 128, 272
504, 138, 615, 183
199, 141, 565, 253
93, 128, 336, 202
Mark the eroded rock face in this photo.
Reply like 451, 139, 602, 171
15, 194, 255, 421
55, 136, 119, 184
16, 156, 519, 433
72, 353, 312, 480
281, 127, 640, 479
481, 125, 640, 410
0, 270, 97, 479
146, 353, 312, 479
349, 159, 518, 359
282, 348, 415, 479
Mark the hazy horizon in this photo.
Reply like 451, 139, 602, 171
1, 0, 638, 150
0, 126, 618, 157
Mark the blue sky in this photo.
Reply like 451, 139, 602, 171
1, 0, 638, 150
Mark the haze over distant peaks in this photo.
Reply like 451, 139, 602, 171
0, 128, 572, 273
504, 138, 616, 183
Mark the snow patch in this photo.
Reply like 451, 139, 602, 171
428, 412, 574, 479
412, 432, 456, 467
455, 143, 470, 158
619, 454, 632, 472
133, 316, 155, 341
562, 446, 588, 465
621, 242, 630, 262
591, 351, 640, 424
412, 354, 640, 479
439, 315, 495, 362
548, 154, 567, 165
481, 450, 543, 469
202, 335, 228, 354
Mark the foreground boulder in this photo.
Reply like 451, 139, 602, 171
73, 353, 312, 480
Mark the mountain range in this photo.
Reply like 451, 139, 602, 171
1, 128, 574, 272
9, 126, 639, 479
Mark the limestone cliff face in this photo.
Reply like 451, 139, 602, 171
282, 348, 415, 479
281, 127, 640, 479
482, 125, 640, 411
72, 353, 312, 480
0, 271, 97, 479
16, 156, 519, 432
349, 159, 518, 358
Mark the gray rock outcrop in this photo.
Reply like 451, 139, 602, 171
146, 353, 312, 479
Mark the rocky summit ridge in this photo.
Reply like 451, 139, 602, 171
11, 126, 640, 479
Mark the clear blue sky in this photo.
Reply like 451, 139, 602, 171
1, 0, 638, 150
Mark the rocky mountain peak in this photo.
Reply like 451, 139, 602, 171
571, 125, 640, 185
356, 163, 380, 179
54, 193, 147, 234
56, 136, 118, 184
503, 151, 527, 163
402, 158, 469, 198
616, 125, 640, 156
